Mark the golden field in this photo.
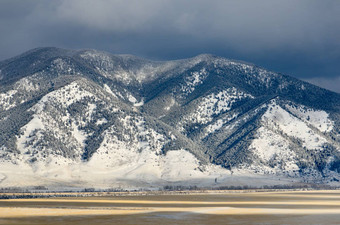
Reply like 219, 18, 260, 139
1, 190, 340, 224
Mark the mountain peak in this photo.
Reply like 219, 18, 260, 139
0, 47, 340, 189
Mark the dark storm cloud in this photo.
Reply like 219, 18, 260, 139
0, 0, 339, 92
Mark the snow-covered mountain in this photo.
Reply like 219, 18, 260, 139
0, 47, 339, 189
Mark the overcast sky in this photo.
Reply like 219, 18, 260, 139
0, 0, 339, 92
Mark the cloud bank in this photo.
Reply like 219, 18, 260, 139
0, 0, 339, 92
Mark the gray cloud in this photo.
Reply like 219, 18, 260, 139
303, 77, 340, 94
0, 0, 339, 92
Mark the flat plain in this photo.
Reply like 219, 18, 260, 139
0, 190, 340, 225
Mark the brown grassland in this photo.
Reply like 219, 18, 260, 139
0, 190, 340, 224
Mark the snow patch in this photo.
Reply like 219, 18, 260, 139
16, 115, 45, 154
164, 98, 176, 111
103, 84, 118, 98
181, 68, 208, 95
250, 127, 297, 168
263, 101, 327, 150
96, 118, 108, 126
182, 87, 252, 127
37, 81, 95, 108
51, 58, 74, 74
134, 99, 144, 107
71, 122, 87, 147
285, 104, 334, 132
127, 93, 137, 103
14, 77, 39, 92
204, 113, 239, 136
0, 90, 18, 111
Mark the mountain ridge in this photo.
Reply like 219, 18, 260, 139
0, 47, 339, 189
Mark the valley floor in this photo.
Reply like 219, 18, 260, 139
0, 190, 340, 224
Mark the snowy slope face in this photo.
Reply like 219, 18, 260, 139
284, 103, 334, 133
262, 100, 329, 150
188, 88, 252, 123
248, 126, 300, 177
178, 87, 253, 133
0, 73, 44, 111
1, 47, 340, 188
0, 89, 17, 111
13, 80, 102, 165
88, 116, 165, 168
180, 68, 209, 96
244, 99, 339, 178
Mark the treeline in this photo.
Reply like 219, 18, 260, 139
1, 183, 339, 199
162, 183, 339, 191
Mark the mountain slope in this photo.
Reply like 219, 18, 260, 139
0, 47, 340, 189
